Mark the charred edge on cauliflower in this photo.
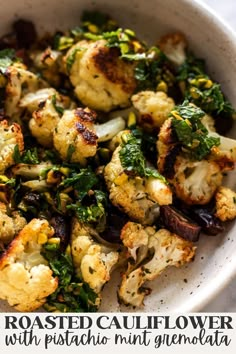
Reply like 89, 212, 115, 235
53, 108, 98, 164
75, 122, 98, 145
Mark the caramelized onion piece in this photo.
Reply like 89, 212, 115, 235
160, 205, 201, 242
189, 207, 224, 236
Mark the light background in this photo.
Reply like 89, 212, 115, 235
201, 0, 236, 312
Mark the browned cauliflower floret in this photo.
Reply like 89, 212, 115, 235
0, 219, 58, 311
71, 219, 119, 298
53, 107, 98, 165
157, 115, 224, 205
0, 203, 26, 244
118, 221, 196, 307
29, 97, 61, 148
31, 47, 63, 87
158, 32, 187, 67
0, 120, 24, 174
131, 91, 175, 130
65, 40, 137, 112
156, 117, 176, 175
215, 186, 236, 221
170, 156, 223, 205
24, 88, 76, 147
202, 114, 236, 172
209, 133, 236, 172
3, 64, 47, 120
20, 87, 74, 114
104, 144, 172, 224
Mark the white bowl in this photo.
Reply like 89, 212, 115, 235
0, 0, 236, 312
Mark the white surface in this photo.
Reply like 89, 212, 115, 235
200, 0, 236, 313
0, 0, 236, 313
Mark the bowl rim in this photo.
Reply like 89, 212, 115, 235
174, 0, 236, 312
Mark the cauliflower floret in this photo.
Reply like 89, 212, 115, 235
215, 186, 236, 221
29, 97, 61, 148
210, 133, 236, 171
0, 218, 58, 311
65, 39, 137, 112
131, 91, 175, 129
171, 156, 223, 205
20, 88, 64, 113
202, 114, 236, 171
71, 219, 119, 296
157, 109, 234, 205
4, 65, 47, 120
118, 222, 196, 307
0, 203, 26, 244
53, 107, 98, 165
158, 32, 187, 67
104, 145, 172, 224
20, 88, 75, 114
31, 47, 63, 87
0, 120, 24, 174
156, 117, 178, 177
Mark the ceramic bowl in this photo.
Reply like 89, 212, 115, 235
0, 0, 236, 312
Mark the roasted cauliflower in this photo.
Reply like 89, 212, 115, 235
158, 32, 187, 67
71, 219, 119, 296
29, 96, 61, 148
3, 64, 47, 120
118, 221, 196, 307
65, 39, 137, 112
131, 90, 175, 130
0, 120, 24, 174
0, 219, 58, 311
170, 156, 223, 205
215, 186, 236, 222
53, 107, 98, 165
0, 203, 26, 244
104, 142, 172, 224
31, 47, 63, 87
20, 87, 69, 113
157, 101, 236, 205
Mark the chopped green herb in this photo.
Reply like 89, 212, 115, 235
67, 190, 107, 225
0, 49, 17, 73
177, 54, 235, 117
81, 10, 118, 33
66, 47, 84, 72
51, 94, 64, 115
60, 168, 99, 201
66, 144, 76, 161
53, 33, 74, 51
13, 145, 40, 164
119, 132, 166, 181
171, 100, 221, 160
12, 145, 22, 163
42, 244, 98, 312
